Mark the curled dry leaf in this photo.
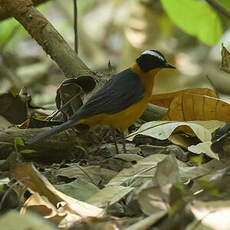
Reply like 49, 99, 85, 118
188, 142, 219, 160
221, 44, 230, 74
190, 200, 230, 230
56, 78, 83, 120
163, 94, 230, 122
10, 162, 104, 228
128, 121, 224, 143
128, 121, 224, 159
21, 193, 66, 224
150, 88, 218, 108
168, 133, 197, 149
211, 122, 230, 159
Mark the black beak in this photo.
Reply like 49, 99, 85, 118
164, 63, 176, 69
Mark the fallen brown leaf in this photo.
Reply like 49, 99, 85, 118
150, 88, 218, 108
221, 44, 230, 74
163, 94, 230, 122
190, 200, 230, 230
10, 162, 104, 228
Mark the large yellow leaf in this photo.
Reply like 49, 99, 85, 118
150, 88, 218, 108
163, 94, 230, 122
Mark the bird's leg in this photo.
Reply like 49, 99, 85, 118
102, 128, 110, 140
120, 131, 127, 153
111, 128, 119, 154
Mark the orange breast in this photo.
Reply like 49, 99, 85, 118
77, 64, 160, 131
77, 96, 148, 130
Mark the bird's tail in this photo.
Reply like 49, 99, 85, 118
27, 119, 76, 145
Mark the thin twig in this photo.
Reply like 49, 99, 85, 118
0, 180, 21, 211
75, 165, 97, 186
73, 0, 78, 53
205, 75, 218, 96
206, 0, 230, 19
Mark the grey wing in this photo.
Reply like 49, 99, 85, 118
74, 69, 145, 119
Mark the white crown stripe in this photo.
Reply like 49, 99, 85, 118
141, 50, 164, 61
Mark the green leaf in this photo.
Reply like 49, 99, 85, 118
161, 0, 223, 45
217, 0, 230, 10
15, 138, 24, 146
175, 183, 185, 193
20, 149, 36, 154
190, 155, 203, 164
0, 19, 17, 45
209, 188, 219, 196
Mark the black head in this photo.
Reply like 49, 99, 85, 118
136, 50, 175, 72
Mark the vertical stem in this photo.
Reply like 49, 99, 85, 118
120, 131, 127, 153
111, 128, 119, 154
73, 0, 78, 53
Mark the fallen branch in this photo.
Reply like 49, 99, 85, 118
0, 127, 93, 161
141, 103, 168, 122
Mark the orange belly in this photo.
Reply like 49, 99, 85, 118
77, 96, 149, 131
77, 65, 159, 131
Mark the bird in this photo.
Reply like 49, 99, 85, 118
28, 50, 175, 153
